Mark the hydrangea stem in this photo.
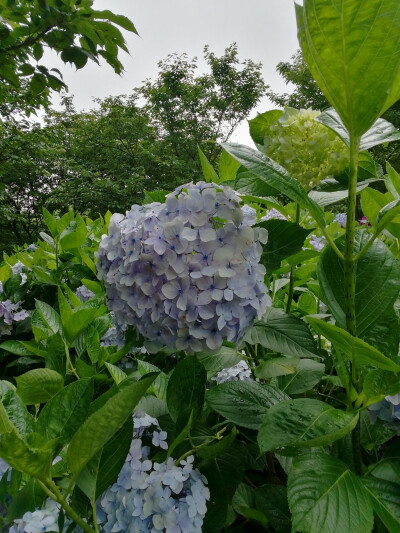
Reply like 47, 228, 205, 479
344, 134, 362, 475
286, 203, 301, 313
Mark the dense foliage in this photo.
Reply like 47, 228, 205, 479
0, 44, 266, 252
1, 0, 400, 532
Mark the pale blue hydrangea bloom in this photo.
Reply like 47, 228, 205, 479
369, 393, 400, 434
260, 208, 286, 221
75, 285, 96, 302
333, 213, 347, 228
96, 182, 270, 353
97, 411, 210, 533
11, 261, 30, 285
9, 498, 62, 533
309, 235, 326, 252
212, 360, 252, 384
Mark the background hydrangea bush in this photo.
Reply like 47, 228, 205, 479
1, 0, 400, 532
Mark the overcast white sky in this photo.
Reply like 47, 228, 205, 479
49, 0, 299, 145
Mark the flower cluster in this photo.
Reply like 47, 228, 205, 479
97, 411, 210, 533
11, 261, 29, 285
75, 284, 96, 302
212, 359, 252, 384
96, 181, 270, 353
333, 213, 347, 228
369, 393, 400, 433
0, 299, 29, 337
9, 498, 64, 533
309, 235, 326, 252
259, 107, 349, 190
260, 208, 287, 222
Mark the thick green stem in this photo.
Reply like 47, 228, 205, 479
286, 204, 301, 313
344, 135, 362, 475
38, 480, 96, 533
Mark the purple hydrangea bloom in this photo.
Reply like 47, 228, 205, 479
0, 300, 29, 337
369, 393, 400, 434
96, 182, 270, 353
97, 411, 210, 533
333, 213, 347, 228
75, 285, 96, 302
260, 208, 286, 221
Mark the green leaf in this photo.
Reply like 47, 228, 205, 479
166, 356, 206, 424
0, 264, 11, 284
278, 358, 325, 395
198, 147, 219, 183
255, 356, 299, 379
249, 110, 284, 145
63, 306, 107, 344
307, 318, 400, 372
67, 375, 156, 476
222, 142, 325, 226
386, 162, 400, 199
288, 453, 373, 533
0, 381, 34, 437
296, 0, 400, 137
196, 347, 242, 379
362, 370, 400, 406
362, 476, 400, 532
77, 416, 133, 502
258, 399, 358, 452
315, 108, 400, 151
317, 231, 400, 336
206, 380, 288, 430
200, 442, 247, 533
16, 369, 64, 405
197, 425, 237, 461
376, 199, 400, 233
218, 149, 241, 182
86, 326, 101, 364
245, 308, 319, 359
137, 360, 168, 401
104, 362, 127, 385
255, 484, 291, 533
92, 10, 138, 34
42, 208, 58, 238
60, 214, 88, 250
35, 301, 62, 335
309, 182, 370, 207
36, 379, 93, 444
257, 219, 311, 272
0, 431, 53, 480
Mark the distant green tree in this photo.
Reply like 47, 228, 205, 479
137, 43, 267, 180
268, 50, 400, 170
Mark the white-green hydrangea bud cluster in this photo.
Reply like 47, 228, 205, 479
261, 107, 349, 190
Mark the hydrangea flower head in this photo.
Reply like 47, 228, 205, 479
97, 411, 210, 533
259, 107, 349, 190
369, 392, 400, 434
96, 182, 270, 353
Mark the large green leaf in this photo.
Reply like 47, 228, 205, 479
200, 442, 247, 533
315, 108, 400, 150
258, 399, 358, 452
254, 356, 300, 379
278, 359, 325, 395
206, 380, 288, 430
245, 308, 319, 359
0, 381, 34, 437
362, 476, 400, 531
222, 142, 325, 226
296, 0, 400, 137
317, 231, 400, 336
35, 301, 62, 335
0, 430, 53, 480
16, 369, 64, 405
67, 375, 156, 476
166, 356, 206, 424
36, 379, 93, 444
196, 347, 241, 380
362, 370, 400, 406
288, 453, 373, 533
308, 182, 370, 207
218, 148, 241, 182
255, 484, 291, 533
257, 219, 311, 272
248, 110, 284, 146
77, 416, 133, 501
307, 318, 400, 372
